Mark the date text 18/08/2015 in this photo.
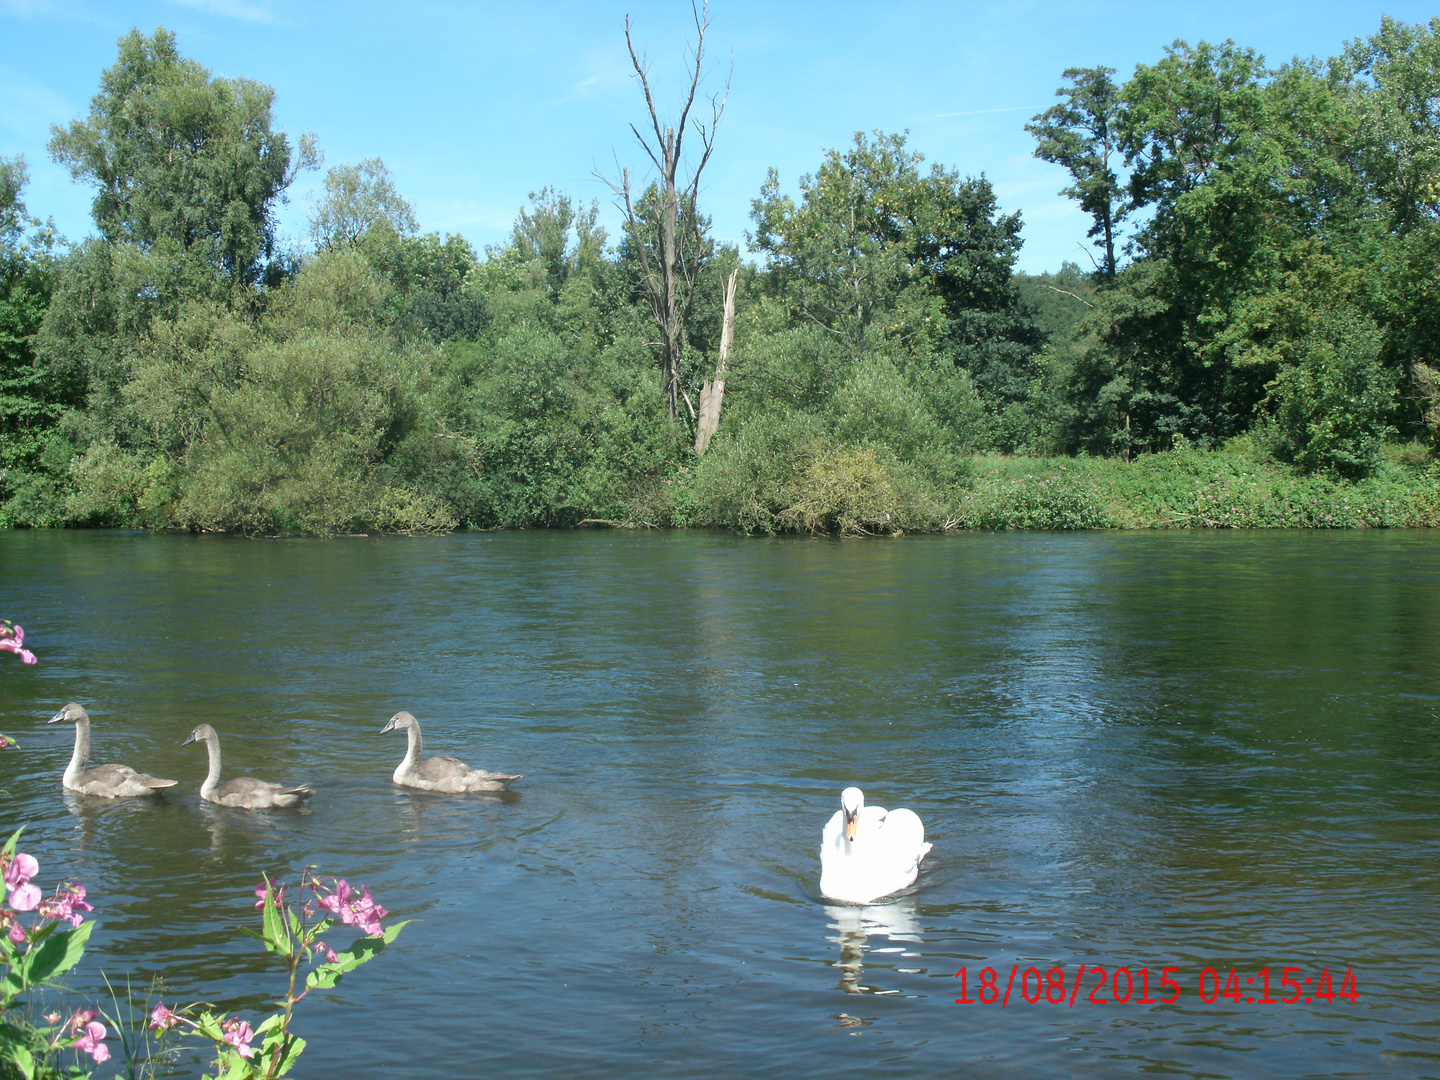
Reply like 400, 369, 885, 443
954, 965, 1358, 1007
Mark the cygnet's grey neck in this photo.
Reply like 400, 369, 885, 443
62, 715, 91, 789
400, 722, 423, 769
198, 730, 223, 798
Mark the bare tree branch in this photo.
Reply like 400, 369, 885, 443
596, 2, 726, 419
1035, 282, 1095, 308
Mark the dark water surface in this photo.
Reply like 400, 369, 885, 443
1, 530, 1437, 1078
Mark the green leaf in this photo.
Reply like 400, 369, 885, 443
303, 920, 410, 990
304, 965, 340, 991
17, 920, 93, 990
192, 1012, 226, 1041
253, 1015, 283, 1037
259, 881, 291, 957
10, 1044, 35, 1080
219, 1051, 254, 1080
256, 1027, 306, 1078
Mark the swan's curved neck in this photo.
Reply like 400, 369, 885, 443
199, 732, 222, 798
63, 717, 90, 787
401, 724, 423, 769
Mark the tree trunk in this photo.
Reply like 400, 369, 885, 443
696, 267, 738, 455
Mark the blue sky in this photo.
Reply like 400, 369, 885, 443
2, 0, 1435, 273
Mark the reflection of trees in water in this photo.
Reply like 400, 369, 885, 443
825, 900, 922, 996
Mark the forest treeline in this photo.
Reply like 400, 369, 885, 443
1, 20, 1438, 535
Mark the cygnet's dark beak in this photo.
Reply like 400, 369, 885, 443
46, 710, 66, 724
380, 719, 396, 734
181, 732, 197, 746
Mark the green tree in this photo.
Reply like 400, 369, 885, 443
1336, 18, 1440, 437
505, 188, 607, 302
750, 132, 917, 351
49, 27, 317, 286
750, 131, 1033, 439
1060, 41, 1358, 449
309, 157, 418, 251
0, 156, 59, 508
1027, 67, 1126, 277
1338, 16, 1440, 237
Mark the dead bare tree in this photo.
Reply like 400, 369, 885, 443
695, 266, 737, 455
601, 1, 728, 420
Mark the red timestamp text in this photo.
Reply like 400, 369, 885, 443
953, 964, 1358, 1007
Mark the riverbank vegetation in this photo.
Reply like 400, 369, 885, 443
2, 19, 1439, 535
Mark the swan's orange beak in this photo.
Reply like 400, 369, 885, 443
844, 808, 858, 842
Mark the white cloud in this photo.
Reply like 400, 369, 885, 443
167, 0, 279, 24
557, 54, 634, 106
934, 104, 1046, 119
0, 0, 61, 16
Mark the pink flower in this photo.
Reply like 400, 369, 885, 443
4, 852, 38, 889
352, 887, 387, 937
0, 735, 10, 749
0, 624, 36, 665
315, 879, 350, 917
316, 880, 387, 937
148, 1003, 180, 1032
72, 1018, 109, 1063
39, 883, 92, 928
7, 921, 26, 944
313, 940, 339, 964
5, 852, 41, 912
10, 885, 41, 912
221, 1017, 255, 1059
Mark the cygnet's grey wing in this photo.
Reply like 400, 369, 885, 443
461, 769, 521, 792
213, 776, 313, 809
269, 785, 314, 808
78, 763, 178, 796
412, 754, 475, 783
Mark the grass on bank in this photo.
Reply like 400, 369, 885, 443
666, 436, 1440, 536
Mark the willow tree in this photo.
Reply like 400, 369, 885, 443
49, 27, 317, 288
603, 1, 728, 419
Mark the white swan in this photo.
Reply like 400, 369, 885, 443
819, 786, 931, 904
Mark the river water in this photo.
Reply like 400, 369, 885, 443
0, 530, 1437, 1078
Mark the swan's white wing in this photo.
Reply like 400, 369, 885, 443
880, 808, 930, 876
822, 808, 844, 845
856, 804, 888, 834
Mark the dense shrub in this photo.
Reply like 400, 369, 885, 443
1263, 312, 1396, 477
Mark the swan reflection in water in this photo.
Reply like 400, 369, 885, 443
825, 899, 923, 996
389, 787, 520, 855
62, 787, 170, 849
